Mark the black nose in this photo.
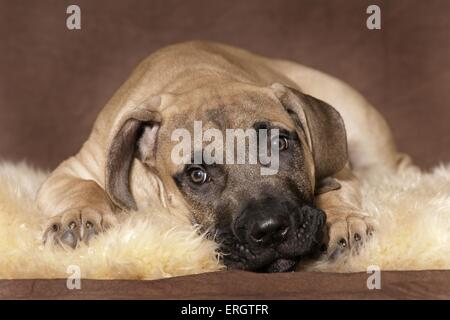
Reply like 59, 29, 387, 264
249, 215, 290, 247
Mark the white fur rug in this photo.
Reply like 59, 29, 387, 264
0, 161, 449, 279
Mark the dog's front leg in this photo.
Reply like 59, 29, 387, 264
315, 166, 375, 257
37, 158, 118, 248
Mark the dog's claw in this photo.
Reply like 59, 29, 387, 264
68, 221, 77, 229
51, 223, 60, 232
338, 238, 347, 247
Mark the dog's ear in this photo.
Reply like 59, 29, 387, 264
271, 83, 348, 181
105, 96, 162, 211
315, 177, 341, 195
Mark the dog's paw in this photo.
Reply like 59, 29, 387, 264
43, 207, 118, 248
323, 210, 376, 258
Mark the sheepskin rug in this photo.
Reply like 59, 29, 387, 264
0, 160, 449, 279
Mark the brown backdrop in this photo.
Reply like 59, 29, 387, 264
0, 0, 449, 170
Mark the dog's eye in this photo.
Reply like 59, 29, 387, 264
188, 167, 209, 184
272, 136, 289, 151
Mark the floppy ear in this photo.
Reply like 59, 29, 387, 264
315, 177, 341, 195
105, 98, 162, 211
271, 83, 348, 181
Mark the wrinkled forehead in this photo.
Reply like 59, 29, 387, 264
156, 86, 303, 176
162, 85, 296, 132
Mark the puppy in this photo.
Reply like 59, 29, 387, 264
37, 41, 411, 272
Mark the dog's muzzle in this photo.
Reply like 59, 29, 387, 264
218, 197, 326, 272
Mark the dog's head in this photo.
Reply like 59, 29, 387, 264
104, 83, 347, 272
